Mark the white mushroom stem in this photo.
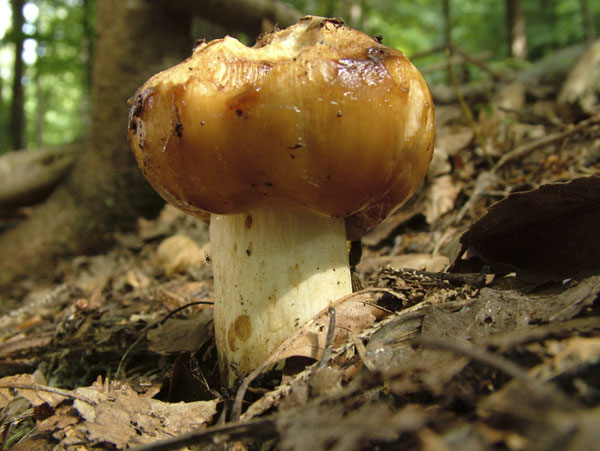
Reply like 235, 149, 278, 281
210, 207, 352, 384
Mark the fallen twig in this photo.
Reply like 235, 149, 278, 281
318, 306, 337, 369
416, 336, 579, 409
231, 287, 401, 421
130, 417, 277, 451
492, 114, 600, 172
116, 300, 213, 378
483, 315, 600, 350
446, 48, 493, 167
455, 115, 600, 224
239, 297, 446, 422
0, 382, 96, 405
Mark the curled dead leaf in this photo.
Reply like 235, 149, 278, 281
425, 174, 462, 224
146, 315, 212, 354
156, 234, 209, 276
453, 176, 600, 281
73, 381, 219, 448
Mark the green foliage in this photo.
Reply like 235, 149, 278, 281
525, 0, 596, 59
1, 0, 599, 153
28, 0, 95, 147
289, 0, 600, 57
0, 0, 94, 152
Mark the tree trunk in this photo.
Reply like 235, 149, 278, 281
558, 38, 600, 114
160, 0, 302, 37
506, 0, 527, 59
578, 0, 596, 41
442, 0, 469, 84
9, 0, 26, 150
0, 60, 7, 153
79, 0, 94, 134
442, 0, 452, 49
0, 143, 81, 212
0, 0, 192, 291
34, 72, 44, 147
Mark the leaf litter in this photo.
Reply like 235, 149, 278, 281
1, 58, 600, 450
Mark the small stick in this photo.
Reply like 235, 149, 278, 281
231, 288, 397, 421
347, 328, 376, 371
492, 114, 600, 172
450, 44, 509, 81
445, 48, 492, 167
0, 382, 96, 405
116, 301, 213, 378
454, 115, 600, 223
130, 418, 277, 451
318, 306, 337, 369
416, 336, 578, 409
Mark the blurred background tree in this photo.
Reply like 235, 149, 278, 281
0, 0, 598, 291
1, 0, 94, 152
1, 0, 598, 154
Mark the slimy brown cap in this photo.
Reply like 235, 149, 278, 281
128, 16, 435, 240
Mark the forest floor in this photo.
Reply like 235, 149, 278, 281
1, 72, 600, 450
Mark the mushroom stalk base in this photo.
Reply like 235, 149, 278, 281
210, 208, 352, 385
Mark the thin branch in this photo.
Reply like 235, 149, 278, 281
116, 301, 213, 378
492, 114, 600, 172
455, 115, 600, 223
445, 48, 493, 167
450, 44, 509, 81
231, 288, 399, 421
416, 337, 578, 409
131, 418, 277, 451
0, 382, 96, 405
318, 306, 337, 369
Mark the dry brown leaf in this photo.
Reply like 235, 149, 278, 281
156, 234, 208, 276
361, 196, 427, 247
423, 278, 600, 344
0, 331, 53, 361
137, 204, 182, 241
271, 291, 389, 363
454, 176, 600, 280
147, 315, 212, 354
70, 254, 114, 293
365, 314, 469, 397
435, 125, 474, 157
73, 380, 219, 448
278, 403, 426, 451
37, 403, 81, 440
0, 374, 67, 409
529, 336, 600, 382
358, 254, 449, 275
558, 38, 600, 114
479, 370, 599, 451
425, 175, 462, 225
124, 268, 152, 290
233, 290, 394, 421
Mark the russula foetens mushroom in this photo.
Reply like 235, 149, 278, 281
128, 16, 435, 384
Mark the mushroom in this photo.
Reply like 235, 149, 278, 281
127, 16, 435, 384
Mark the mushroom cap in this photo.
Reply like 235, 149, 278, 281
128, 16, 435, 240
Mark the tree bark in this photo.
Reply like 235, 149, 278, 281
79, 0, 94, 134
9, 0, 26, 150
442, 0, 452, 49
0, 59, 7, 153
34, 72, 44, 147
578, 0, 596, 41
0, 143, 81, 212
558, 38, 600, 114
0, 0, 192, 291
160, 0, 302, 37
506, 0, 527, 59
